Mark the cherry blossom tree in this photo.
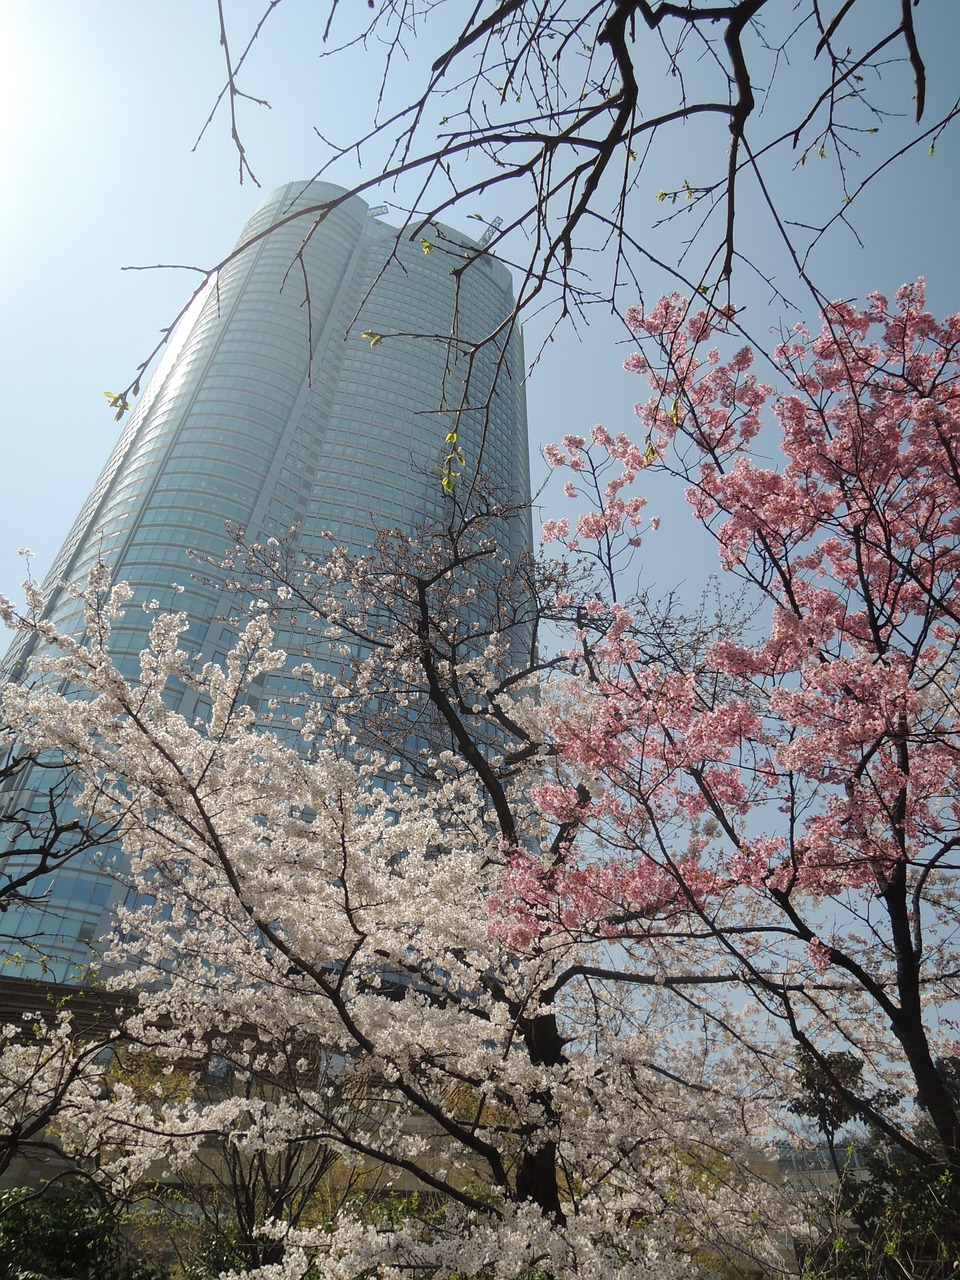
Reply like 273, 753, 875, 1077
8, 281, 960, 1274
0, 518, 799, 1279
539, 280, 960, 1259
0, 561, 119, 931
0, 995, 120, 1184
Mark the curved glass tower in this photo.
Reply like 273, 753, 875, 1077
2, 181, 530, 980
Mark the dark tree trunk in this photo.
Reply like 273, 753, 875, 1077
515, 1011, 566, 1225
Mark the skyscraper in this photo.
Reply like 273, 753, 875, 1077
2, 181, 530, 980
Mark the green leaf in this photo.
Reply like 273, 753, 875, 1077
102, 390, 131, 419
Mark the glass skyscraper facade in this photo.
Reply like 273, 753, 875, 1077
2, 181, 530, 980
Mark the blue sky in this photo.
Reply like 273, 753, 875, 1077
2, 1, 959, 609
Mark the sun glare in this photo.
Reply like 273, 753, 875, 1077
0, 19, 25, 169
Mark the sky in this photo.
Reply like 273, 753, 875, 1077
1, 0, 959, 612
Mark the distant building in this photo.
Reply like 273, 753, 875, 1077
1, 181, 530, 980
